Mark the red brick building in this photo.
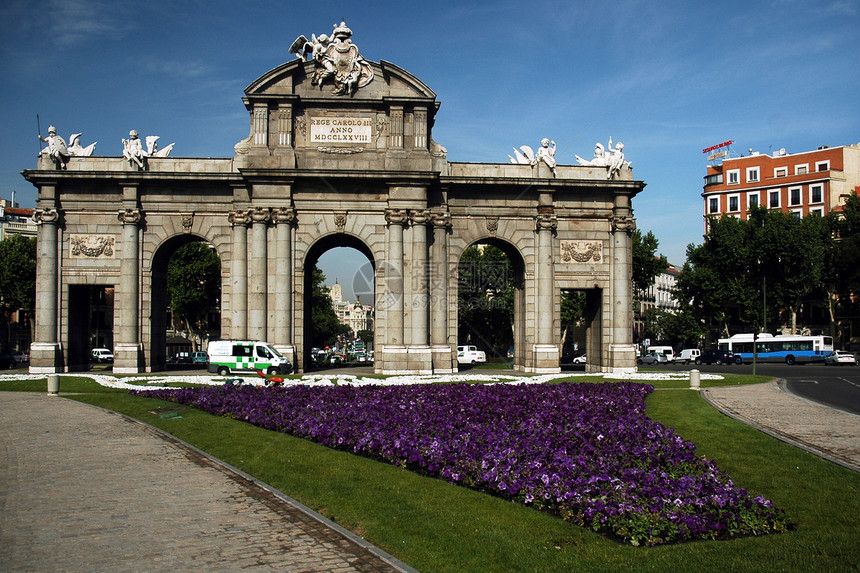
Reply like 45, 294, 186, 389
702, 143, 860, 232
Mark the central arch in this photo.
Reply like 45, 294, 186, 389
302, 233, 376, 373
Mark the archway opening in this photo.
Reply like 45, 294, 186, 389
150, 236, 221, 371
67, 285, 114, 371
457, 239, 525, 368
303, 239, 375, 372
559, 287, 603, 371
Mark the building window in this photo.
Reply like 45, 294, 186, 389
789, 187, 802, 206
746, 167, 759, 182
816, 160, 830, 172
790, 209, 802, 219
747, 192, 760, 210
727, 169, 740, 185
769, 190, 781, 208
728, 194, 740, 213
795, 164, 808, 175
775, 167, 787, 178
810, 184, 823, 204
809, 207, 824, 217
708, 197, 720, 214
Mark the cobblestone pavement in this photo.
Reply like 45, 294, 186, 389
702, 380, 860, 472
0, 393, 415, 573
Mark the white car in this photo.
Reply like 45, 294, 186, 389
824, 351, 856, 366
572, 354, 587, 364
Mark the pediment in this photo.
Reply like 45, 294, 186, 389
244, 59, 437, 103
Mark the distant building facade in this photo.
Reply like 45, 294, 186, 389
703, 143, 860, 232
633, 262, 681, 345
0, 199, 37, 240
330, 281, 374, 334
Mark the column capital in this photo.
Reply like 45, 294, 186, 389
117, 208, 142, 226
408, 209, 430, 226
273, 206, 297, 226
611, 215, 636, 234
34, 208, 60, 225
535, 213, 557, 231
384, 208, 408, 226
228, 210, 251, 226
430, 211, 452, 230
250, 206, 272, 224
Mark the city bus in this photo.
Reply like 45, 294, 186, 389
717, 333, 833, 365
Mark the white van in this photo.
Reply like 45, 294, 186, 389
91, 348, 114, 363
676, 349, 701, 364
646, 346, 675, 363
457, 345, 486, 365
206, 340, 293, 376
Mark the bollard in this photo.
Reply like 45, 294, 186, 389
689, 369, 700, 390
47, 374, 60, 396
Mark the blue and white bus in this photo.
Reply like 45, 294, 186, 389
718, 333, 833, 365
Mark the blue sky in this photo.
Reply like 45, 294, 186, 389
2, 1, 858, 300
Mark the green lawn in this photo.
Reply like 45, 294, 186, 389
5, 375, 858, 572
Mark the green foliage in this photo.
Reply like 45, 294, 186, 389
356, 329, 374, 347
310, 266, 346, 348
166, 241, 220, 346
0, 234, 36, 317
632, 229, 669, 294
675, 208, 833, 339
829, 192, 860, 317
457, 244, 515, 356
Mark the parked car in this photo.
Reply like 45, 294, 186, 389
637, 352, 667, 365
0, 353, 16, 369
12, 351, 29, 365
91, 348, 114, 363
824, 350, 856, 366
572, 354, 587, 364
191, 351, 208, 365
695, 349, 734, 365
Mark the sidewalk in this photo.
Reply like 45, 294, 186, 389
0, 392, 416, 573
702, 380, 860, 472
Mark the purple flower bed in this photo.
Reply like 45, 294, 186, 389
132, 381, 790, 545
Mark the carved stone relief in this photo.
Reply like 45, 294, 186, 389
70, 235, 116, 259
560, 240, 603, 263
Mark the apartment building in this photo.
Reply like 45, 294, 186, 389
702, 142, 860, 231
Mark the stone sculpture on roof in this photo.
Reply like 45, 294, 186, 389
68, 133, 97, 156
121, 130, 175, 170
37, 125, 70, 169
508, 138, 558, 176
290, 21, 374, 96
575, 137, 631, 179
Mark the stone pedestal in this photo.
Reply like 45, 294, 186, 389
113, 343, 142, 374
431, 345, 456, 374
607, 343, 637, 373
28, 342, 63, 374
529, 343, 560, 374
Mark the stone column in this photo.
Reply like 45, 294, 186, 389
273, 207, 296, 361
380, 208, 407, 373
409, 210, 430, 346
430, 211, 454, 372
30, 207, 61, 373
113, 208, 142, 373
228, 210, 250, 340
531, 195, 559, 373
610, 204, 637, 371
249, 207, 271, 341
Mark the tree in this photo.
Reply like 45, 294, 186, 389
166, 241, 221, 349
828, 192, 860, 329
632, 229, 669, 294
457, 244, 515, 356
675, 208, 833, 341
310, 266, 345, 349
560, 290, 586, 352
0, 235, 36, 349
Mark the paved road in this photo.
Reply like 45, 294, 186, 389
646, 362, 860, 415
0, 392, 415, 573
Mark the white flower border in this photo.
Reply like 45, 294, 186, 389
0, 370, 723, 391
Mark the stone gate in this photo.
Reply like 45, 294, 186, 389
24, 22, 644, 375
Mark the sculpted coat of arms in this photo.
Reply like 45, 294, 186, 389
290, 21, 374, 96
